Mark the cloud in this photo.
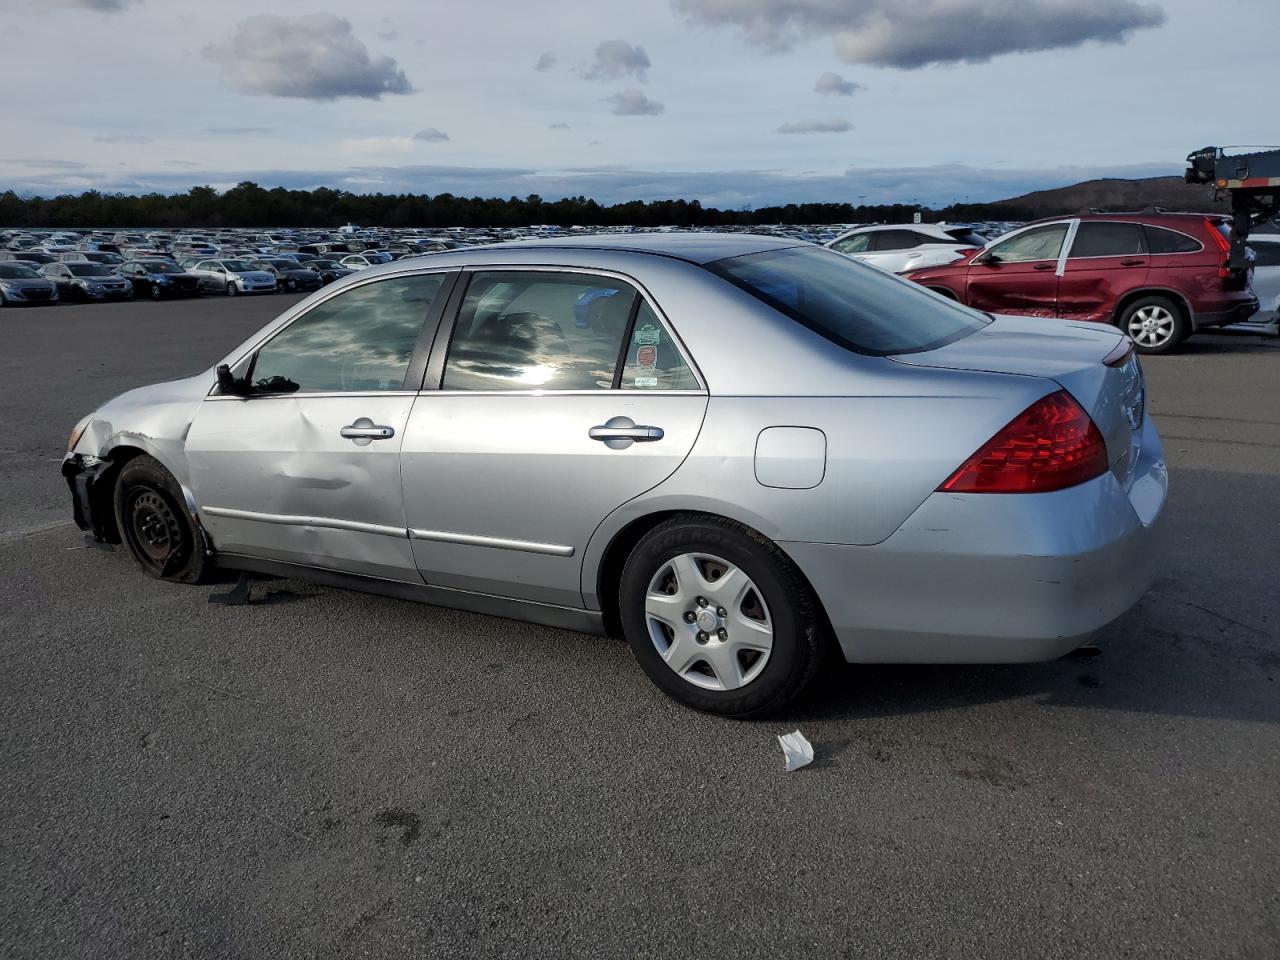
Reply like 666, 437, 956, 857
202, 13, 413, 100
534, 52, 557, 71
673, 0, 1166, 69
48, 0, 138, 10
92, 134, 152, 144
162, 160, 201, 168
581, 40, 651, 81
337, 137, 417, 158
814, 72, 861, 96
777, 118, 853, 134
376, 30, 397, 42
607, 89, 664, 116
414, 127, 450, 143
205, 126, 274, 135
549, 122, 571, 131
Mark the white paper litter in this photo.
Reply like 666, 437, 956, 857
777, 730, 814, 772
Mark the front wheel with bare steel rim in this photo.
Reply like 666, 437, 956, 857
112, 454, 214, 583
619, 515, 826, 717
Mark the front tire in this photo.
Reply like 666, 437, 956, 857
1120, 295, 1188, 354
150, 284, 162, 301
225, 282, 238, 297
619, 516, 826, 717
113, 455, 213, 583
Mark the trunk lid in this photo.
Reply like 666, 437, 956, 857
892, 314, 1147, 488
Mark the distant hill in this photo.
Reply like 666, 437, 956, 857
978, 176, 1227, 218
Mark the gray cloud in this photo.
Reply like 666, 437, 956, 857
206, 126, 274, 135
414, 128, 450, 143
674, 0, 1166, 68
814, 72, 861, 96
607, 89, 664, 116
777, 118, 853, 134
48, 0, 138, 10
376, 30, 397, 42
534, 52, 557, 71
582, 40, 651, 82
0, 158, 88, 170
93, 134, 152, 144
549, 122, 571, 131
202, 13, 413, 100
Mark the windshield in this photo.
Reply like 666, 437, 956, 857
67, 263, 113, 277
707, 245, 990, 356
0, 264, 39, 279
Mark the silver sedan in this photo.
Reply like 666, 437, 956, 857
62, 234, 1167, 716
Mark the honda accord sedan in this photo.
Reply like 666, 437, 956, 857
62, 235, 1166, 716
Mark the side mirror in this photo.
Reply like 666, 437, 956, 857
975, 251, 1000, 265
216, 363, 254, 397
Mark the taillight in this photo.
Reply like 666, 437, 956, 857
1206, 218, 1233, 277
938, 390, 1109, 494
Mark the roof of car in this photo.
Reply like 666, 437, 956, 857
458, 232, 804, 265
1025, 211, 1226, 227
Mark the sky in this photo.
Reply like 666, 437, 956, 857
2, 0, 1277, 209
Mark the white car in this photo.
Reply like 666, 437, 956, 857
825, 223, 988, 274
1248, 235, 1280, 321
339, 253, 393, 271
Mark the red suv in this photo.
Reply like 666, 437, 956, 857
902, 213, 1259, 353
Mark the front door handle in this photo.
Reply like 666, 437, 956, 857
589, 416, 664, 450
1032, 262, 1055, 271
341, 417, 395, 446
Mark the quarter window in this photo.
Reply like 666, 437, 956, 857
443, 272, 637, 391
250, 273, 446, 393
1144, 226, 1203, 255
986, 224, 1068, 263
1069, 222, 1145, 258
621, 301, 699, 390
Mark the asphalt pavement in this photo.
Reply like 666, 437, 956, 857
2, 295, 1278, 959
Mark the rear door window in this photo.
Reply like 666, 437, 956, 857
871, 230, 922, 251
1068, 222, 1145, 258
443, 272, 636, 391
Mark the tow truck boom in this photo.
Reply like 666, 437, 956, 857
1185, 146, 1280, 270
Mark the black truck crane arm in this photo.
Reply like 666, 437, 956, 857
1186, 146, 1280, 270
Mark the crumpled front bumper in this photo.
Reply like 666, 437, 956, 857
62, 453, 113, 540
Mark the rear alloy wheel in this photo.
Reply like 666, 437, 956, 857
113, 454, 213, 583
1120, 296, 1188, 354
620, 516, 825, 717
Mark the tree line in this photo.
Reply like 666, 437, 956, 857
0, 181, 1041, 229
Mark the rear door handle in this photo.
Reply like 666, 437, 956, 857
589, 416, 664, 449
1120, 258, 1147, 267
341, 417, 395, 446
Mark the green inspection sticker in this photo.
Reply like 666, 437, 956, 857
633, 323, 661, 346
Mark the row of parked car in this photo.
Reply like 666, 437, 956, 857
823, 211, 1278, 353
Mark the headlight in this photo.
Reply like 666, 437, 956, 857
67, 417, 90, 452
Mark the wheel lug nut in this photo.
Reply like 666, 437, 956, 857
696, 631, 708, 644
716, 607, 727, 617
683, 611, 696, 623
717, 627, 728, 640
696, 597, 708, 607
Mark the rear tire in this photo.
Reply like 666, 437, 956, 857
619, 515, 826, 718
113, 455, 214, 584
1119, 295, 1188, 355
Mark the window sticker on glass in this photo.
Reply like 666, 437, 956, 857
633, 323, 661, 346
622, 302, 699, 390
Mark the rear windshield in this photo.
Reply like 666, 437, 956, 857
706, 246, 990, 356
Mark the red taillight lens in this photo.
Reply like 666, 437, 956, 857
939, 390, 1109, 494
1205, 218, 1231, 254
